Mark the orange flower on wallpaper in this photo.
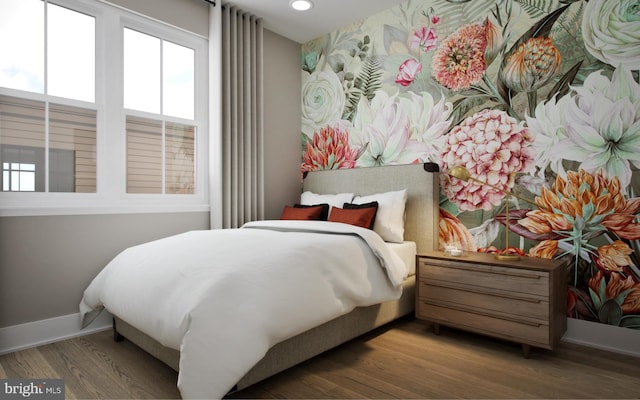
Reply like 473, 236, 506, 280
439, 208, 475, 251
499, 36, 562, 93
528, 239, 558, 259
301, 125, 359, 172
519, 170, 640, 248
596, 241, 634, 273
589, 271, 640, 315
518, 169, 640, 286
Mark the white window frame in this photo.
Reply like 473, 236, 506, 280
0, 0, 209, 217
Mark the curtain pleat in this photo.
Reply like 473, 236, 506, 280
221, 6, 264, 228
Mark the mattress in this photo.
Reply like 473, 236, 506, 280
388, 241, 417, 276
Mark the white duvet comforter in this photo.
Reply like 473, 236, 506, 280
79, 220, 407, 399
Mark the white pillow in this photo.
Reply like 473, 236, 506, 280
353, 189, 407, 242
300, 191, 354, 215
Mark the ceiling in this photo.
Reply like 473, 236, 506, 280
221, 0, 407, 43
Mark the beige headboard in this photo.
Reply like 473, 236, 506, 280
302, 163, 440, 254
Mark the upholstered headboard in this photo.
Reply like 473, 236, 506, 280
302, 163, 440, 254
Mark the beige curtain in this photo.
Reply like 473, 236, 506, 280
219, 6, 264, 229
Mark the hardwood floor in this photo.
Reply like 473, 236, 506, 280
2, 317, 639, 399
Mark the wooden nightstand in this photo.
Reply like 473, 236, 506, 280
416, 251, 568, 357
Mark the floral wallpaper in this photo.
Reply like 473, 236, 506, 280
300, 0, 640, 330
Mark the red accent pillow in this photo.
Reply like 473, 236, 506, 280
328, 206, 378, 229
343, 201, 378, 229
280, 205, 325, 220
294, 203, 330, 220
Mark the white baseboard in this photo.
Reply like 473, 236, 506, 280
2, 314, 638, 358
0, 311, 113, 356
562, 318, 640, 358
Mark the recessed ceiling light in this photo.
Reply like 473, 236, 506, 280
289, 0, 313, 11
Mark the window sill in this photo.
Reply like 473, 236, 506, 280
0, 202, 210, 217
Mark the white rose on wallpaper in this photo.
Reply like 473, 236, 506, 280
301, 70, 346, 139
582, 0, 640, 70
556, 67, 640, 193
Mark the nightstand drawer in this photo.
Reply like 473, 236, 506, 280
415, 251, 568, 355
417, 302, 550, 347
418, 260, 549, 297
419, 280, 549, 320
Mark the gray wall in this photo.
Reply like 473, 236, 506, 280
0, 213, 210, 327
263, 29, 303, 220
0, 2, 302, 329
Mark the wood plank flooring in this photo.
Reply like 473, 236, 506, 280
2, 317, 639, 399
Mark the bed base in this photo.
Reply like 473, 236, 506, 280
113, 275, 415, 393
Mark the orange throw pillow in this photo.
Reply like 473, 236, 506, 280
328, 206, 377, 229
280, 205, 324, 220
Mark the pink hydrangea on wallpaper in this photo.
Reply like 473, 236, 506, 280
300, 0, 640, 329
438, 108, 535, 211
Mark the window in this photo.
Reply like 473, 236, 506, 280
0, 1, 96, 194
0, 0, 94, 100
124, 29, 196, 194
0, 0, 208, 216
126, 117, 195, 194
3, 161, 36, 192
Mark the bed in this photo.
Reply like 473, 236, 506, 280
80, 163, 440, 398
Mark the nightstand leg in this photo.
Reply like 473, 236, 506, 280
432, 323, 440, 335
521, 344, 531, 358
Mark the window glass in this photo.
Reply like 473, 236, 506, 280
124, 28, 161, 114
126, 117, 196, 194
0, 96, 45, 192
126, 116, 162, 193
163, 41, 195, 119
47, 3, 95, 102
124, 29, 195, 120
0, 96, 97, 193
166, 123, 195, 194
0, 0, 45, 93
49, 103, 96, 192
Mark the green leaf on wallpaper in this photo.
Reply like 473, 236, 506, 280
515, 0, 565, 20
439, 192, 461, 217
546, 60, 582, 101
342, 57, 383, 122
589, 286, 602, 310
301, 132, 311, 152
432, 0, 496, 34
598, 299, 623, 326
449, 94, 497, 127
501, 3, 570, 67
621, 316, 640, 329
